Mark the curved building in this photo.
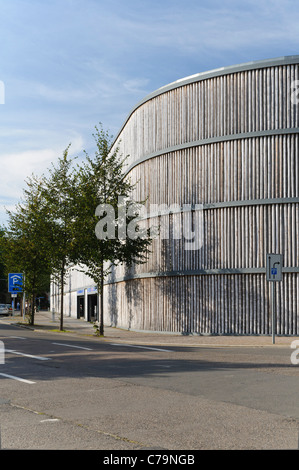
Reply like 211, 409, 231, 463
104, 56, 299, 335
51, 56, 299, 335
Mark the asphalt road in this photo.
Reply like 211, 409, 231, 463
0, 320, 299, 451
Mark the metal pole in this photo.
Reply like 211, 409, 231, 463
23, 273, 25, 321
272, 281, 276, 344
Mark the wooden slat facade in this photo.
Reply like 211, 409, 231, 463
103, 58, 299, 334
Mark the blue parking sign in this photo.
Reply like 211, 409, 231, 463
8, 273, 23, 293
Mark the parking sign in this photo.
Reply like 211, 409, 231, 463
8, 273, 23, 293
266, 254, 283, 282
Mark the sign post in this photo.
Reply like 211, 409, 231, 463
8, 273, 23, 318
23, 273, 25, 321
266, 254, 283, 344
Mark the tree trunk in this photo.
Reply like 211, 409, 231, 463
31, 294, 35, 325
60, 262, 65, 331
99, 262, 104, 336
30, 270, 37, 325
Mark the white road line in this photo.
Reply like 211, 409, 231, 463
109, 343, 173, 352
40, 419, 60, 423
0, 373, 35, 384
6, 349, 51, 361
8, 336, 27, 340
52, 342, 93, 351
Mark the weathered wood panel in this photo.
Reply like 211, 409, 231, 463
48, 59, 299, 334
102, 59, 299, 334
104, 273, 299, 335
115, 63, 299, 170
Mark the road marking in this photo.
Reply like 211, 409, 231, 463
109, 343, 173, 352
6, 349, 51, 361
8, 336, 27, 340
52, 342, 93, 351
40, 419, 60, 423
0, 373, 35, 384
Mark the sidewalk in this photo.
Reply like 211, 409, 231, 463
1, 310, 298, 348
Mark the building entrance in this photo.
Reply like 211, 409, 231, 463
77, 296, 84, 319
88, 294, 98, 322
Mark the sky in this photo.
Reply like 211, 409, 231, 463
0, 0, 299, 225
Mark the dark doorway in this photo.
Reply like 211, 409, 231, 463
77, 296, 84, 319
88, 294, 98, 322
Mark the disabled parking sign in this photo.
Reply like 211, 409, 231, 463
266, 254, 283, 282
8, 273, 23, 293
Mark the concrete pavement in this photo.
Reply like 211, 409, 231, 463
1, 309, 298, 348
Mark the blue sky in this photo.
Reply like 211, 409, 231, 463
0, 0, 299, 224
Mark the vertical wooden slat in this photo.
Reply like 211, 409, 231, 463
51, 61, 299, 335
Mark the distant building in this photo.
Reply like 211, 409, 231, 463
51, 56, 299, 335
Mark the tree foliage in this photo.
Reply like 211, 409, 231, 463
0, 228, 8, 303
73, 124, 152, 335
1, 175, 51, 323
38, 145, 80, 331
1, 124, 152, 334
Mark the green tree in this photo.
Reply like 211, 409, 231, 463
40, 145, 80, 331
1, 175, 51, 324
74, 124, 152, 335
0, 228, 8, 303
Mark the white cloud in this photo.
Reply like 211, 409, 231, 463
123, 78, 150, 94
35, 83, 99, 103
0, 148, 56, 225
102, 0, 299, 58
0, 134, 84, 225
1, 148, 59, 198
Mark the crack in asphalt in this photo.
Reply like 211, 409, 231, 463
7, 402, 153, 449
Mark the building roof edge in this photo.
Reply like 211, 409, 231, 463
112, 55, 299, 148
